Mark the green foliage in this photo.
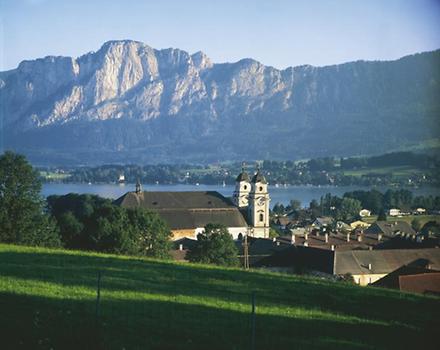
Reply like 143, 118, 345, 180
126, 208, 172, 259
47, 194, 171, 257
187, 223, 239, 266
378, 209, 387, 221
269, 227, 280, 238
335, 197, 362, 222
0, 151, 61, 247
40, 149, 440, 188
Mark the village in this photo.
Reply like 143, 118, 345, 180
114, 166, 440, 294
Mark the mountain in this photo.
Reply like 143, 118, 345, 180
1, 40, 439, 165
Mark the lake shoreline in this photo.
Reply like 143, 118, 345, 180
41, 183, 440, 209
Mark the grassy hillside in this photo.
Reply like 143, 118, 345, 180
0, 244, 438, 350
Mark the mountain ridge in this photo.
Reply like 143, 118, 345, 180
1, 40, 439, 165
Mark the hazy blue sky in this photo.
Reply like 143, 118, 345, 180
1, 0, 439, 71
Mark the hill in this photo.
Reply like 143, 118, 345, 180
1, 40, 439, 165
0, 244, 438, 349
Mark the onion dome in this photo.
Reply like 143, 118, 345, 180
251, 169, 267, 184
235, 163, 250, 182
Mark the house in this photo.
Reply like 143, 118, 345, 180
350, 220, 371, 230
253, 240, 440, 286
335, 221, 352, 232
236, 237, 291, 266
359, 209, 371, 217
115, 167, 271, 240
283, 231, 388, 251
364, 220, 416, 238
372, 259, 440, 295
311, 217, 333, 230
333, 249, 440, 286
273, 216, 292, 230
388, 208, 401, 217
414, 208, 426, 215
170, 237, 198, 261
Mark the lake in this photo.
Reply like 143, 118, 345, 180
41, 183, 440, 209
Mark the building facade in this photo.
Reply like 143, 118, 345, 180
115, 166, 271, 240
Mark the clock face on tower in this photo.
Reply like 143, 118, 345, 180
258, 196, 265, 206
241, 195, 249, 205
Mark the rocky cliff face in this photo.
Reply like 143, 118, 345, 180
1, 40, 439, 164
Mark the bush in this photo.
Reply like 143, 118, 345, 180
187, 224, 239, 266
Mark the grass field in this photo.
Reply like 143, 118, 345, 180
39, 171, 71, 181
341, 165, 423, 177
0, 244, 439, 349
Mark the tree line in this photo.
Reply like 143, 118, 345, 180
272, 189, 440, 224
41, 151, 440, 187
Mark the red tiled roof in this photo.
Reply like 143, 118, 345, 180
399, 273, 440, 294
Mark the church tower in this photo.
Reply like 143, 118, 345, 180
233, 163, 251, 208
248, 165, 270, 238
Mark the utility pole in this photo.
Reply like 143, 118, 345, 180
243, 232, 250, 270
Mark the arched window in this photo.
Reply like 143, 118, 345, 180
238, 233, 243, 240
259, 186, 263, 191
259, 213, 264, 222
244, 185, 247, 190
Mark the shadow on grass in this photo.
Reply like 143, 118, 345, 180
0, 292, 436, 350
0, 248, 439, 349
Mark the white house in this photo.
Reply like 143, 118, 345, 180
388, 208, 401, 217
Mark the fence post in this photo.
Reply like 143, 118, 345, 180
251, 291, 256, 350
95, 270, 102, 325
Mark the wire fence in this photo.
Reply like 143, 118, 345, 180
2, 251, 436, 350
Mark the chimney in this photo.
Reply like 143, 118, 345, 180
346, 233, 350, 243
325, 233, 329, 243
305, 233, 309, 241
357, 235, 362, 242
179, 244, 183, 251
291, 235, 296, 244
368, 263, 372, 270
378, 233, 383, 242
331, 245, 335, 251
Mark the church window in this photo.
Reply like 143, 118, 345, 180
244, 185, 247, 190
259, 213, 264, 222
259, 186, 263, 191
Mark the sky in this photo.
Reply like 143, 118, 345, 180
0, 0, 439, 71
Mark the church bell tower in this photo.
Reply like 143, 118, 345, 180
248, 165, 270, 238
233, 163, 251, 208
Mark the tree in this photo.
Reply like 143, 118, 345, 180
0, 151, 61, 247
187, 223, 239, 266
377, 208, 387, 221
288, 199, 301, 212
127, 208, 172, 259
48, 193, 172, 257
336, 197, 362, 222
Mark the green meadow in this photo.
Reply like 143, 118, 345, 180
341, 165, 423, 177
0, 244, 438, 349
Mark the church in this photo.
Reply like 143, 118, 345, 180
114, 166, 271, 240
